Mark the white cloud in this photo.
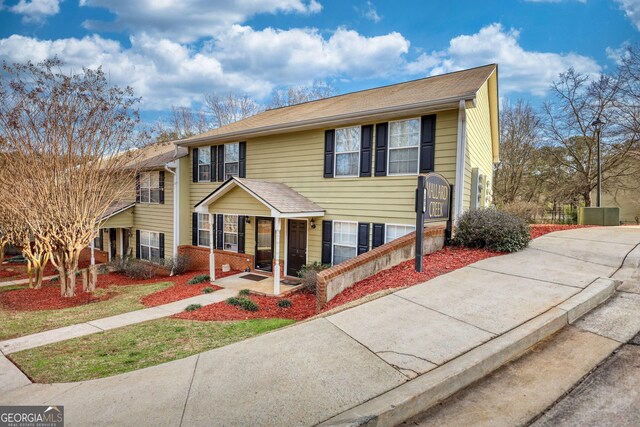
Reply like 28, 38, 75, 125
405, 23, 601, 96
363, 1, 381, 23
616, 0, 640, 30
9, 0, 61, 23
79, 0, 323, 43
0, 26, 409, 109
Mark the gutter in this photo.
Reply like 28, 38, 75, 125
177, 95, 476, 146
454, 100, 467, 222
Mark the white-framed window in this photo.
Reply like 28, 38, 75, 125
385, 224, 416, 244
197, 213, 210, 247
223, 214, 238, 251
335, 126, 360, 177
139, 171, 160, 204
224, 143, 239, 180
332, 221, 357, 265
198, 147, 211, 182
139, 230, 161, 261
388, 118, 420, 175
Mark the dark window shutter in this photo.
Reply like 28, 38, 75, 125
135, 229, 141, 258
360, 125, 373, 177
375, 123, 388, 176
357, 223, 370, 255
324, 130, 335, 178
217, 145, 225, 182
420, 115, 437, 173
372, 223, 385, 248
159, 233, 165, 260
210, 146, 216, 182
216, 214, 224, 250
238, 215, 246, 253
192, 212, 198, 246
239, 141, 247, 178
159, 171, 165, 204
192, 147, 199, 182
135, 173, 141, 203
321, 220, 332, 264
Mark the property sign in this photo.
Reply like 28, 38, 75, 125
415, 173, 453, 272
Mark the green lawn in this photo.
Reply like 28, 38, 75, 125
10, 318, 294, 383
0, 282, 173, 340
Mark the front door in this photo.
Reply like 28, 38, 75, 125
255, 217, 274, 272
109, 228, 117, 260
287, 220, 307, 277
122, 229, 130, 257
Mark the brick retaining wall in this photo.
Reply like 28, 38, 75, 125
316, 225, 445, 310
178, 245, 254, 273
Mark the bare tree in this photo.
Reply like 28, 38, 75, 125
0, 59, 143, 297
268, 80, 336, 108
154, 106, 210, 142
542, 68, 640, 206
204, 92, 263, 128
494, 99, 544, 205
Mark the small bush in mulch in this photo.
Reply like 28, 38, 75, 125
174, 291, 316, 321
298, 262, 330, 293
226, 297, 258, 312
455, 208, 530, 253
187, 274, 210, 285
202, 287, 214, 294
124, 259, 157, 279
49, 276, 59, 283
238, 289, 250, 296
226, 297, 241, 306
277, 299, 292, 308
185, 304, 202, 312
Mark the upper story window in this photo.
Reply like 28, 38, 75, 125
223, 214, 238, 251
139, 171, 160, 204
388, 118, 420, 175
332, 221, 357, 265
198, 148, 211, 182
224, 143, 239, 180
197, 213, 210, 248
385, 224, 416, 244
335, 127, 360, 177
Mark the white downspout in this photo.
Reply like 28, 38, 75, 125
165, 163, 178, 258
454, 100, 467, 221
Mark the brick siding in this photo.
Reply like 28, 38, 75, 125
178, 245, 254, 272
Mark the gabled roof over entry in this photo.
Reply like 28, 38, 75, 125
195, 177, 324, 218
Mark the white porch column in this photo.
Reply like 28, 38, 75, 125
274, 217, 281, 295
209, 213, 215, 281
90, 236, 95, 266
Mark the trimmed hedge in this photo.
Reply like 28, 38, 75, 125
454, 208, 530, 253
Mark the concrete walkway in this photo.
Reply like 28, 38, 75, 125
1, 227, 639, 427
0, 288, 238, 355
0, 275, 57, 287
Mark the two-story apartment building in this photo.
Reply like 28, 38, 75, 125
101, 64, 499, 293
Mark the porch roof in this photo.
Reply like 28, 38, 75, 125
194, 177, 324, 218
98, 201, 135, 228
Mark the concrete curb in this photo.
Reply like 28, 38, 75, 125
319, 278, 619, 427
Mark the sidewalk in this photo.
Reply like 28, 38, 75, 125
0, 288, 238, 355
1, 227, 638, 427
0, 275, 57, 287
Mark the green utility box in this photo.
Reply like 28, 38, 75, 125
578, 207, 620, 226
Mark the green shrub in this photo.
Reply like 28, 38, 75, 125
226, 296, 258, 312
454, 208, 530, 253
202, 287, 214, 294
298, 262, 331, 292
187, 274, 210, 285
238, 288, 250, 296
184, 304, 202, 312
49, 276, 59, 283
277, 299, 292, 308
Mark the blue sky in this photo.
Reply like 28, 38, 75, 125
0, 0, 638, 124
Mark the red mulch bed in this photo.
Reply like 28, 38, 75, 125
173, 290, 316, 322
324, 246, 501, 311
0, 269, 20, 278
0, 284, 117, 311
530, 224, 593, 240
141, 269, 239, 307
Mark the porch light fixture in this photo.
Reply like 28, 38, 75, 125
245, 216, 251, 224
591, 117, 604, 208
310, 218, 316, 229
